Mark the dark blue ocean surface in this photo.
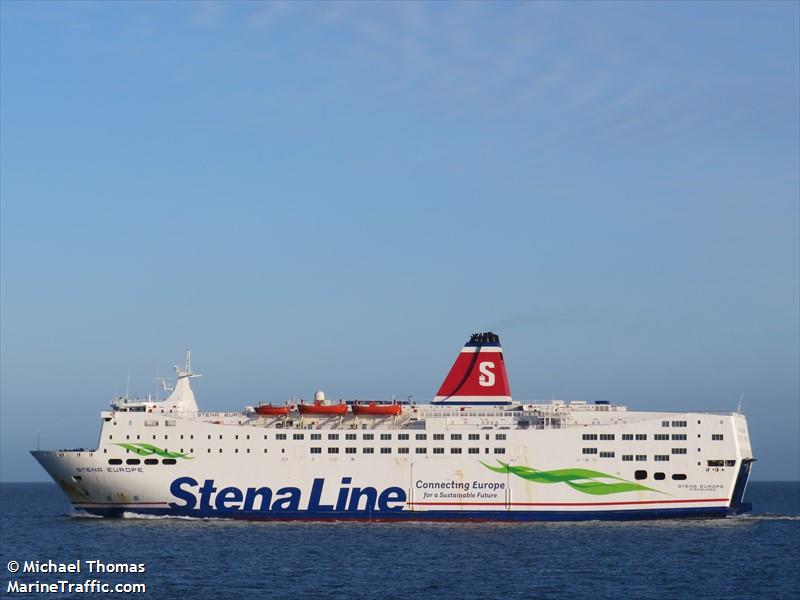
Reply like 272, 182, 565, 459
1, 482, 798, 599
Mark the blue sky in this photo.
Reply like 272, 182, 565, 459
1, 1, 797, 481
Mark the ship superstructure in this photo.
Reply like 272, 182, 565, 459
32, 333, 754, 520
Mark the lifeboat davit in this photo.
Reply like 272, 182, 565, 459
352, 401, 402, 416
255, 403, 290, 416
297, 400, 348, 416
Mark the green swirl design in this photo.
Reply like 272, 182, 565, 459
115, 443, 193, 459
481, 461, 664, 495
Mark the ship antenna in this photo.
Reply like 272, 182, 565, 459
126, 369, 131, 401
736, 393, 744, 414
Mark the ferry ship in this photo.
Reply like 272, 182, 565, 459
32, 333, 754, 521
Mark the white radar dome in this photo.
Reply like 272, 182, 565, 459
314, 390, 325, 403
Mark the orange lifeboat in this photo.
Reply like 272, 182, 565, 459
255, 403, 290, 416
352, 401, 402, 416
297, 400, 348, 416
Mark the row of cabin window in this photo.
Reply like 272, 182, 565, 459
581, 433, 717, 441
662, 420, 688, 427
584, 448, 686, 457
108, 458, 176, 466
634, 470, 687, 481
113, 447, 507, 456
310, 447, 506, 455
108, 432, 508, 442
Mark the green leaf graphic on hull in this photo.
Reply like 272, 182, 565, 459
115, 443, 193, 459
481, 461, 663, 495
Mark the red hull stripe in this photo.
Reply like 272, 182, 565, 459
74, 501, 170, 506
408, 498, 730, 507
74, 498, 730, 508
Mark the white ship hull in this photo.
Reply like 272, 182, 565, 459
32, 411, 753, 521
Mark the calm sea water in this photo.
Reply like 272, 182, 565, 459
1, 482, 798, 599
